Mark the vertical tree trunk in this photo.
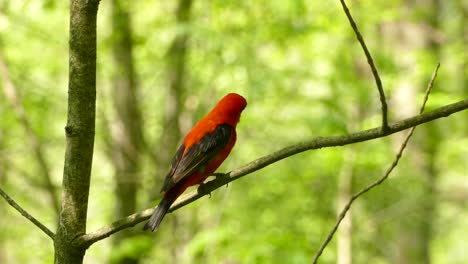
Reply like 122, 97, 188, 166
337, 148, 353, 264
417, 0, 442, 262
109, 0, 144, 263
336, 103, 360, 264
150, 0, 193, 262
0, 126, 6, 264
54, 1, 100, 263
153, 0, 193, 191
463, 0, 468, 93
389, 0, 441, 262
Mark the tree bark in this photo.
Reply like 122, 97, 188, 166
54, 1, 100, 263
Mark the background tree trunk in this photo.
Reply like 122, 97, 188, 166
0, 52, 60, 215
337, 147, 354, 264
335, 96, 364, 264
108, 0, 144, 263
0, 126, 6, 263
150, 0, 193, 262
152, 0, 193, 194
0, 1, 466, 263
388, 0, 441, 262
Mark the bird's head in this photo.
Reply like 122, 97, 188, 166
212, 93, 247, 126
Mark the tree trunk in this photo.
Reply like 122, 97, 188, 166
54, 1, 100, 263
388, 0, 441, 262
416, 1, 443, 262
336, 102, 361, 264
152, 0, 193, 195
0, 127, 6, 264
337, 148, 354, 264
109, 0, 144, 263
150, 0, 193, 261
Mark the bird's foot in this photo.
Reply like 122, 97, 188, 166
198, 173, 231, 198
212, 173, 229, 188
198, 182, 212, 198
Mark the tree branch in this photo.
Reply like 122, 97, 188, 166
76, 208, 154, 248
77, 93, 466, 248
339, 0, 389, 131
0, 186, 55, 240
311, 63, 440, 263
0, 51, 60, 215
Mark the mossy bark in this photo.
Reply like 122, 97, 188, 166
54, 1, 100, 263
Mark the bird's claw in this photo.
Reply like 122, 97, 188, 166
198, 182, 212, 198
213, 173, 229, 188
199, 173, 230, 198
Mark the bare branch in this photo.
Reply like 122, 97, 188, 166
77, 92, 466, 248
0, 51, 60, 215
75, 208, 153, 248
311, 63, 440, 263
339, 0, 389, 131
0, 186, 55, 240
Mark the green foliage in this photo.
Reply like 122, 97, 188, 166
0, 0, 466, 263
109, 236, 153, 263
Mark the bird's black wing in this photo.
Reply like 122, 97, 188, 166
160, 124, 233, 193
160, 144, 185, 192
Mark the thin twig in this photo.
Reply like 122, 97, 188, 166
339, 0, 389, 131
0, 51, 60, 215
76, 93, 466, 248
311, 63, 440, 263
0, 186, 55, 240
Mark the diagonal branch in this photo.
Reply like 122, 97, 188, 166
76, 92, 466, 248
75, 208, 154, 248
0, 51, 60, 215
0, 186, 55, 240
339, 0, 389, 131
311, 63, 440, 263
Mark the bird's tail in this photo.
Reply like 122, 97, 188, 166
143, 197, 173, 232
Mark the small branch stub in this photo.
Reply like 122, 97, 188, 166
339, 0, 390, 131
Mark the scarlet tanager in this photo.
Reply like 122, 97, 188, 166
143, 93, 247, 232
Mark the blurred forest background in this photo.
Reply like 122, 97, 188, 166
0, 0, 467, 263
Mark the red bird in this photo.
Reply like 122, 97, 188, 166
144, 93, 247, 232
